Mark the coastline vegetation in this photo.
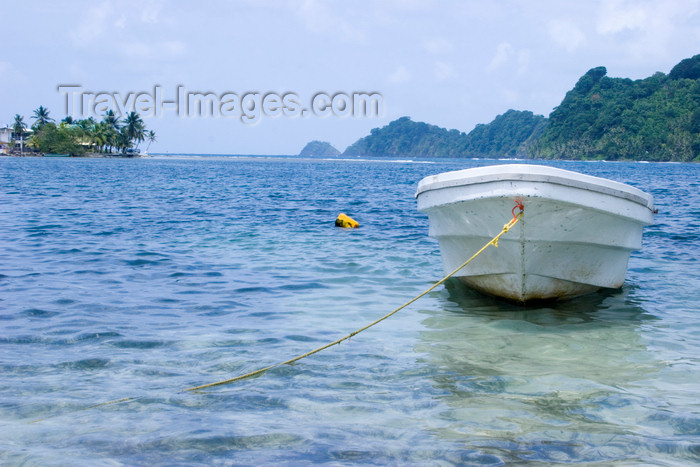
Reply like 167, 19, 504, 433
340, 53, 700, 162
9, 107, 155, 157
531, 59, 700, 161
342, 111, 547, 159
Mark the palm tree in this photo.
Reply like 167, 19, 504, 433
70, 118, 94, 149
105, 125, 120, 153
13, 114, 27, 155
102, 110, 120, 130
122, 111, 145, 150
117, 129, 132, 153
145, 130, 157, 153
101, 110, 121, 153
76, 117, 96, 130
91, 122, 109, 152
32, 105, 54, 130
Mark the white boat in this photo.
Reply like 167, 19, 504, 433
416, 164, 655, 303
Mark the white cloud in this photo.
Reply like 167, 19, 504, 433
595, 0, 700, 58
68, 0, 182, 61
487, 42, 514, 72
140, 0, 167, 24
548, 18, 586, 52
0, 62, 15, 77
293, 0, 366, 42
596, 0, 649, 34
516, 50, 531, 77
501, 88, 518, 104
0, 61, 24, 83
120, 40, 186, 60
113, 14, 128, 29
387, 66, 411, 84
434, 61, 455, 81
70, 1, 113, 44
486, 42, 530, 77
423, 37, 454, 55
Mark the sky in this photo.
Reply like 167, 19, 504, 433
1, 0, 699, 155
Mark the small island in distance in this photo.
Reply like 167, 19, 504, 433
299, 140, 341, 157
306, 53, 700, 162
2, 107, 155, 158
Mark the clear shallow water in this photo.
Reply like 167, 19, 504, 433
1, 155, 698, 465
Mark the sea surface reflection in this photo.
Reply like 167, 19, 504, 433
415, 280, 670, 464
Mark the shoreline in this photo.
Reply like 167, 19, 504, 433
0, 151, 692, 163
1, 150, 146, 158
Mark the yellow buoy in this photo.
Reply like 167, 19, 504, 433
335, 213, 359, 228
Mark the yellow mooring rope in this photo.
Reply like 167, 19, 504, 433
30, 209, 523, 422
184, 209, 523, 392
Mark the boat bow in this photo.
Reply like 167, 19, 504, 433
416, 164, 655, 303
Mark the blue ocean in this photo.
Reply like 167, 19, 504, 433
1, 155, 699, 465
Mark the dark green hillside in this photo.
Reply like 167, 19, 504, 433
464, 109, 546, 157
669, 54, 700, 80
341, 53, 700, 161
531, 55, 700, 161
342, 117, 469, 157
341, 110, 544, 158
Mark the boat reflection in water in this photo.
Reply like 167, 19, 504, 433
414, 280, 664, 464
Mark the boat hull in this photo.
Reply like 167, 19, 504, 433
416, 165, 655, 303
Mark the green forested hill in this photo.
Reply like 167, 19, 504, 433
531, 56, 700, 161
342, 110, 544, 158
342, 54, 700, 161
464, 109, 546, 157
342, 117, 469, 157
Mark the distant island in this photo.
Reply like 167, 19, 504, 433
337, 53, 700, 162
343, 111, 546, 159
299, 140, 340, 157
2, 106, 155, 157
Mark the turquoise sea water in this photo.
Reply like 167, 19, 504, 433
1, 155, 699, 465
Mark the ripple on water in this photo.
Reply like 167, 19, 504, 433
54, 358, 111, 370
19, 308, 60, 318
0, 158, 698, 465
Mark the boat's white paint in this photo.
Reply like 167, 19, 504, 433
416, 164, 655, 303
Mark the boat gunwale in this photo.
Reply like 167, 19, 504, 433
415, 165, 655, 211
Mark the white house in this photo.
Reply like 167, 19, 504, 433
0, 126, 13, 154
